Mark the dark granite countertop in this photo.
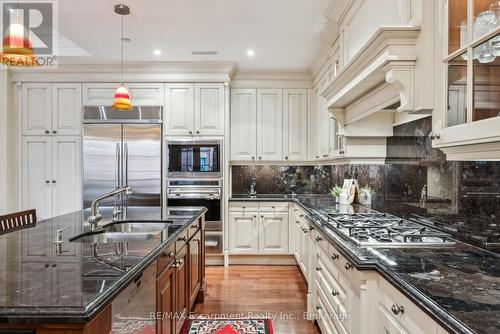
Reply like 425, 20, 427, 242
230, 194, 500, 334
0, 206, 206, 323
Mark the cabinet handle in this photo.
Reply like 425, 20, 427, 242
259, 157, 262, 160
45, 130, 50, 134
332, 290, 339, 297
315, 155, 319, 159
391, 304, 404, 315
253, 215, 257, 218
315, 236, 323, 242
52, 264, 57, 268
52, 130, 57, 134
45, 180, 50, 184
299, 214, 304, 218
296, 220, 300, 224
271, 206, 275, 209
260, 215, 264, 218
196, 131, 200, 135
344, 262, 353, 270
302, 228, 309, 234
322, 154, 328, 158
188, 131, 193, 135
190, 225, 198, 229
45, 264, 50, 268
339, 150, 345, 155
331, 253, 339, 260
177, 236, 187, 242
285, 156, 288, 160
316, 305, 322, 310
52, 180, 56, 184
316, 267, 322, 271
163, 251, 174, 258
251, 157, 255, 160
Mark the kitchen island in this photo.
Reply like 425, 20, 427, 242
230, 194, 500, 334
0, 206, 207, 334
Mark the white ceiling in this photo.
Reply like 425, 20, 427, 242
57, 0, 330, 70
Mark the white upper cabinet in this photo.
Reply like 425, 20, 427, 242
165, 83, 225, 136
22, 83, 82, 136
83, 83, 164, 106
231, 89, 257, 160
432, 1, 500, 160
22, 83, 52, 136
195, 83, 225, 136
257, 89, 283, 161
165, 83, 195, 136
283, 89, 308, 161
52, 84, 82, 136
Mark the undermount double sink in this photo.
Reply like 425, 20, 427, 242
69, 220, 183, 243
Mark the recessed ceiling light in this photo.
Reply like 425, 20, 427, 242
246, 49, 255, 57
153, 49, 162, 56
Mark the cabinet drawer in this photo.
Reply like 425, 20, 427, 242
315, 280, 347, 334
205, 234, 223, 255
328, 243, 357, 283
379, 279, 439, 334
187, 219, 200, 239
174, 229, 189, 253
317, 256, 348, 313
157, 243, 175, 275
229, 201, 259, 211
259, 202, 288, 212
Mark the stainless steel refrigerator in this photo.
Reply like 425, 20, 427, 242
83, 106, 162, 208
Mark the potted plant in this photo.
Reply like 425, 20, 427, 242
359, 185, 374, 205
330, 185, 342, 203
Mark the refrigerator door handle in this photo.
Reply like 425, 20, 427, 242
124, 142, 129, 187
115, 142, 121, 188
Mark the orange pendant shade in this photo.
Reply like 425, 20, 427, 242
1, 22, 36, 67
112, 85, 132, 110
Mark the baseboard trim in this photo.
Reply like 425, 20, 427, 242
228, 255, 297, 265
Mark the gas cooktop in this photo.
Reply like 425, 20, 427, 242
315, 212, 456, 248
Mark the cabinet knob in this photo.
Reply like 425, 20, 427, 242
52, 180, 56, 184
339, 150, 345, 155
196, 131, 200, 134
52, 264, 57, 268
332, 290, 339, 297
316, 305, 322, 310
45, 264, 50, 268
315, 155, 319, 159
45, 180, 50, 184
285, 156, 288, 160
302, 228, 308, 234
177, 236, 187, 242
188, 131, 193, 135
316, 267, 322, 271
391, 304, 404, 315
259, 157, 262, 160
52, 130, 57, 134
322, 154, 328, 158
251, 157, 255, 160
315, 236, 323, 242
163, 251, 174, 258
331, 253, 339, 260
45, 130, 50, 134
191, 225, 198, 229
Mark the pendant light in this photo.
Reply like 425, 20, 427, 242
1, 3, 36, 67
112, 4, 132, 111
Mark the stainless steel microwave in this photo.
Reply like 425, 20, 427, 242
167, 139, 221, 178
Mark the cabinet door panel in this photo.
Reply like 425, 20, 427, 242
257, 89, 283, 161
22, 83, 52, 135
52, 83, 82, 135
22, 137, 52, 220
231, 89, 257, 160
259, 212, 289, 254
20, 262, 52, 305
126, 83, 165, 106
157, 265, 176, 334
175, 246, 189, 333
195, 83, 224, 136
52, 262, 82, 306
189, 230, 201, 308
52, 137, 82, 217
83, 83, 117, 106
165, 84, 195, 136
228, 212, 259, 254
284, 89, 308, 161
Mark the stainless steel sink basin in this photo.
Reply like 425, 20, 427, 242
102, 220, 174, 233
69, 230, 161, 243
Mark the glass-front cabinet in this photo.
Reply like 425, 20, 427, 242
438, 0, 500, 159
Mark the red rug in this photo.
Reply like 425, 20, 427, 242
180, 318, 273, 334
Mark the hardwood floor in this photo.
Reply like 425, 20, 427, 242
193, 265, 321, 334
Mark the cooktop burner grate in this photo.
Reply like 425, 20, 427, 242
316, 212, 456, 247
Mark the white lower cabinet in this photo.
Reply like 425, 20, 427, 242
229, 202, 289, 255
22, 136, 82, 220
308, 221, 447, 334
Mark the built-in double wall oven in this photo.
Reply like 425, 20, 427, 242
167, 139, 223, 255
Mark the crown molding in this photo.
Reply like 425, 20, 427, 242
230, 70, 313, 88
10, 61, 237, 83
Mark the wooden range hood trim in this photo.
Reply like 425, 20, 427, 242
323, 26, 420, 126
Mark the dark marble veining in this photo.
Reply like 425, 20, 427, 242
229, 194, 500, 334
0, 206, 206, 323
232, 165, 332, 195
